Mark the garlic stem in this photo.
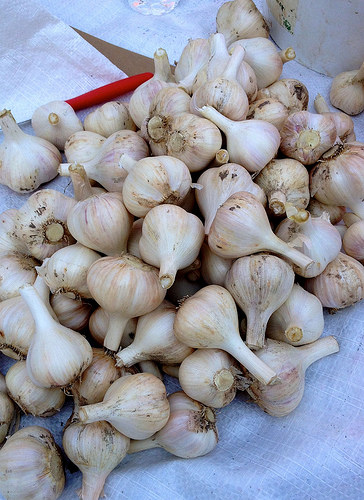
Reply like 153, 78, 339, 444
81, 473, 107, 500
154, 48, 174, 83
0, 109, 24, 139
314, 94, 330, 114
159, 257, 178, 289
20, 285, 53, 331
45, 222, 65, 242
128, 437, 159, 454
352, 61, 364, 83
213, 369, 235, 392
78, 403, 104, 424
48, 113, 59, 126
200, 105, 231, 134
299, 336, 339, 370
269, 234, 313, 273
245, 311, 267, 350
279, 48, 296, 63
223, 45, 245, 81
285, 326, 303, 343
58, 163, 72, 176
104, 313, 129, 352
269, 190, 287, 215
69, 164, 94, 201
215, 149, 229, 166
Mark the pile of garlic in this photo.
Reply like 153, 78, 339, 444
0, 0, 364, 498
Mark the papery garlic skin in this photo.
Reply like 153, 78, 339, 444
84, 101, 136, 137
149, 87, 191, 118
139, 204, 205, 289
0, 109, 61, 193
280, 111, 337, 165
13, 189, 76, 260
256, 79, 309, 113
87, 254, 166, 351
0, 253, 38, 301
116, 301, 193, 367
305, 252, 364, 309
247, 98, 289, 131
330, 62, 364, 115
122, 156, 192, 218
0, 385, 15, 444
0, 426, 65, 500
36, 243, 101, 300
63, 421, 130, 500
21, 284, 93, 388
179, 349, 243, 408
225, 254, 295, 350
31, 100, 83, 150
216, 0, 269, 45
266, 284, 324, 346
64, 130, 105, 164
174, 38, 210, 94
6, 361, 65, 417
78, 373, 170, 440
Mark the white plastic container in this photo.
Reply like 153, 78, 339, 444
263, 0, 364, 77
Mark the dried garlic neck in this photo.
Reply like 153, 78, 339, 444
213, 369, 234, 392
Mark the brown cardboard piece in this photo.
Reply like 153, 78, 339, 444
72, 28, 175, 75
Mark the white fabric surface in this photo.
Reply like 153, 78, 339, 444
0, 1, 363, 499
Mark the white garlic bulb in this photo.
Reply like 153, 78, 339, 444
88, 307, 137, 347
84, 101, 136, 136
78, 373, 170, 440
200, 242, 232, 286
256, 79, 309, 113
0, 253, 38, 301
247, 98, 289, 131
314, 94, 356, 142
342, 216, 364, 263
31, 100, 83, 150
50, 294, 93, 332
149, 87, 191, 118
174, 38, 210, 94
0, 379, 15, 444
0, 426, 65, 500
0, 109, 61, 193
6, 361, 66, 417
266, 284, 324, 346
63, 421, 130, 500
0, 209, 27, 256
139, 204, 205, 289
64, 130, 105, 164
330, 62, 364, 115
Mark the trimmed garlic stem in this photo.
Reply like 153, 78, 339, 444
45, 222, 65, 242
215, 149, 229, 166
69, 163, 93, 201
58, 163, 72, 176
0, 109, 24, 139
279, 48, 296, 63
128, 437, 159, 453
285, 326, 303, 343
353, 62, 364, 83
285, 205, 310, 223
200, 104, 231, 134
299, 336, 339, 370
269, 190, 287, 215
269, 234, 313, 272
159, 257, 178, 289
245, 311, 267, 350
154, 48, 174, 83
81, 473, 107, 500
104, 313, 129, 352
48, 113, 59, 125
223, 45, 245, 81
20, 285, 53, 330
314, 94, 330, 114
213, 369, 234, 392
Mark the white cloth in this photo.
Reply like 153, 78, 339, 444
0, 2, 363, 499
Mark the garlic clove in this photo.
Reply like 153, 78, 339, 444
31, 100, 83, 150
330, 62, 364, 115
78, 373, 170, 440
84, 100, 136, 137
0, 109, 61, 193
0, 426, 65, 500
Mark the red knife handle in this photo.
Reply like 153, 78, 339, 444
65, 72, 153, 111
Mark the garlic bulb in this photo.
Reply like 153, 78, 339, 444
84, 101, 136, 137
236, 59, 258, 102
190, 45, 249, 121
78, 373, 170, 439
122, 156, 192, 218
310, 143, 364, 218
208, 191, 314, 272
305, 252, 364, 309
229, 39, 295, 89
64, 130, 105, 164
0, 276, 56, 360
246, 337, 339, 416
146, 112, 222, 172
266, 284, 324, 346
255, 158, 309, 216
314, 94, 356, 142
199, 105, 280, 174
247, 98, 289, 131
196, 163, 266, 234
256, 79, 309, 113
0, 426, 65, 500
89, 307, 137, 347
72, 348, 123, 406
0, 109, 61, 193
0, 382, 15, 443
129, 48, 175, 128
342, 217, 364, 263
63, 421, 130, 500
87, 254, 166, 352
0, 209, 27, 256
31, 100, 83, 150
36, 243, 101, 300
50, 294, 93, 331
59, 130, 150, 192
200, 242, 232, 286
307, 199, 346, 225
149, 87, 191, 118
226, 254, 295, 349
127, 218, 143, 259
216, 0, 269, 45
139, 204, 205, 289
179, 349, 248, 408
116, 301, 193, 367
174, 38, 210, 94
174, 285, 277, 385
67, 164, 133, 255
13, 189, 76, 260
6, 361, 66, 417
330, 62, 364, 115
128, 391, 218, 458
275, 211, 342, 277
21, 284, 92, 388
280, 111, 337, 165
0, 252, 38, 301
